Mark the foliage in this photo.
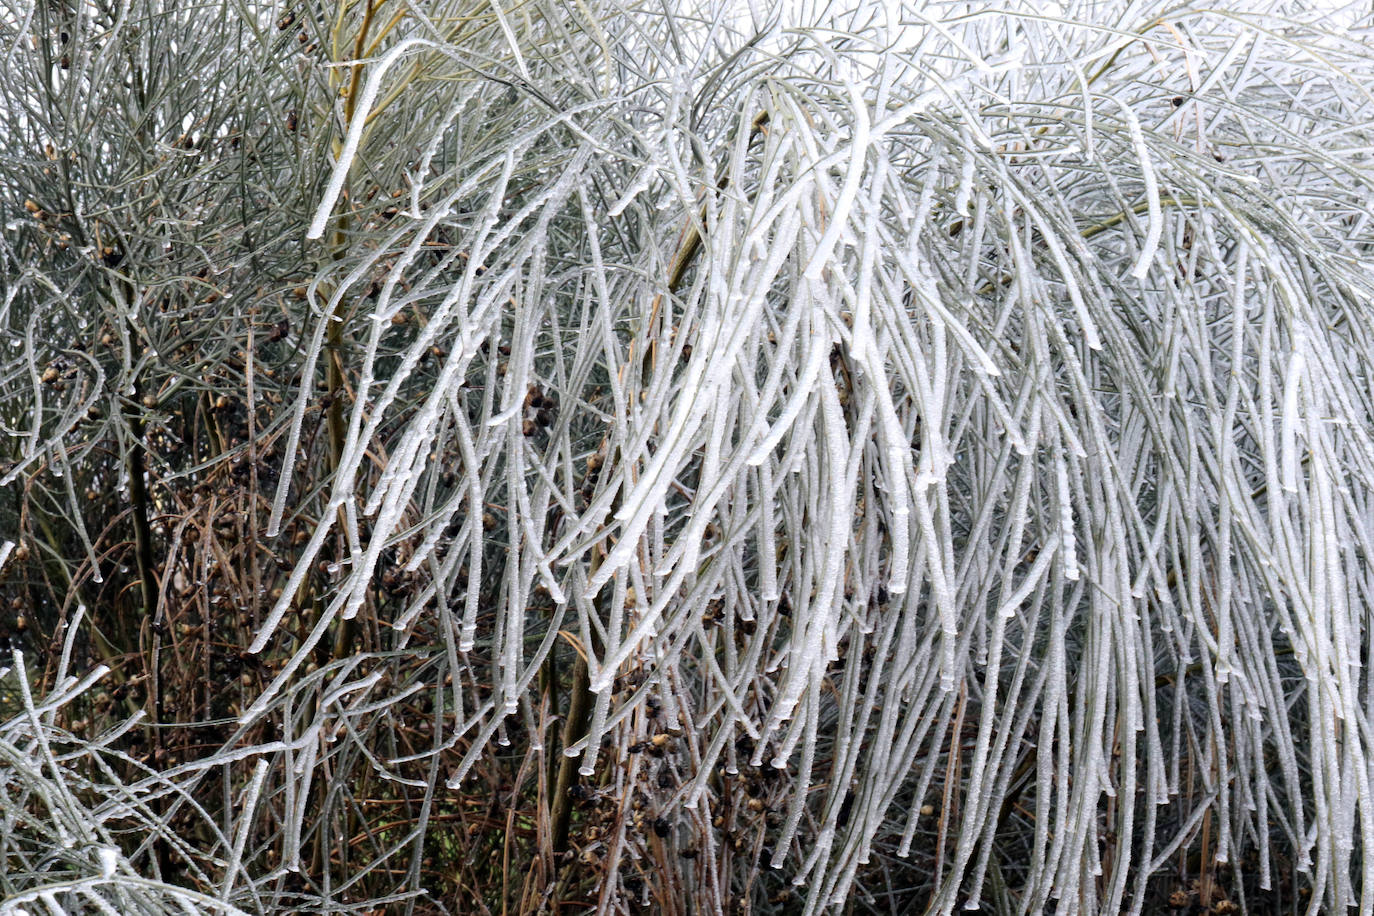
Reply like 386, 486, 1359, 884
1, 0, 1373, 913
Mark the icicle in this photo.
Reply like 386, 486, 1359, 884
802, 81, 869, 281
308, 38, 438, 239
1281, 345, 1305, 493
1055, 448, 1079, 582
1121, 100, 1162, 281
608, 164, 654, 217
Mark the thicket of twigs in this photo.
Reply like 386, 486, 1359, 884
1, 0, 1373, 913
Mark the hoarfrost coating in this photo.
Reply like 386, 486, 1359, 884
1, 1, 1374, 914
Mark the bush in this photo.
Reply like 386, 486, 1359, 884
1, 1, 1372, 913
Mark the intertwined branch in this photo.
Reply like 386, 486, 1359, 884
1, 0, 1373, 914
